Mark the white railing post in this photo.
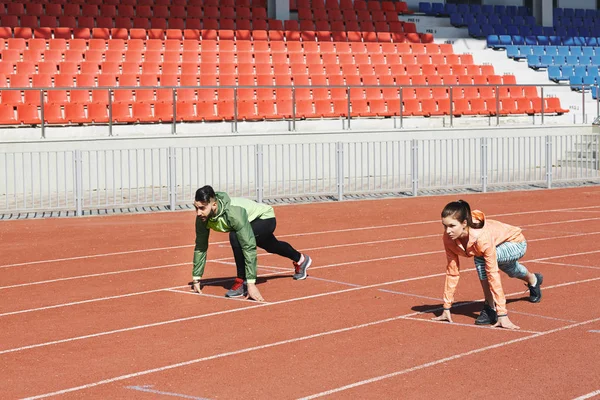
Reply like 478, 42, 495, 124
167, 147, 177, 210
481, 137, 488, 193
74, 150, 83, 216
255, 144, 264, 203
411, 139, 418, 196
336, 142, 344, 201
546, 135, 553, 189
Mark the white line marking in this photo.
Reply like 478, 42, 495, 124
4, 204, 600, 269
126, 385, 212, 400
22, 304, 600, 399
164, 288, 258, 303
529, 249, 600, 262
400, 316, 542, 334
588, 330, 600, 333
508, 310, 577, 323
573, 390, 600, 400
529, 260, 600, 270
0, 263, 189, 291
298, 316, 600, 399
0, 285, 188, 318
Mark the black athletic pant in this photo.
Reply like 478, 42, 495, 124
229, 217, 301, 280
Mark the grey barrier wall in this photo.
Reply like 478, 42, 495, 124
1, 134, 599, 215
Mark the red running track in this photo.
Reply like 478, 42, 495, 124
1, 187, 600, 399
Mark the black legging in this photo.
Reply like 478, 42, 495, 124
229, 217, 301, 279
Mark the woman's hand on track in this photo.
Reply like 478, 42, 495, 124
246, 283, 265, 302
494, 316, 520, 330
432, 308, 453, 323
191, 281, 202, 294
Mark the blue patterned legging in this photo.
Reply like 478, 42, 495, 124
474, 241, 528, 281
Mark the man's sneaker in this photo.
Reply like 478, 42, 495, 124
528, 273, 543, 303
293, 254, 312, 280
225, 278, 246, 298
475, 304, 498, 325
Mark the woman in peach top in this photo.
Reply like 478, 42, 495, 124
433, 200, 543, 330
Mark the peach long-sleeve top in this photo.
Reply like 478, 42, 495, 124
442, 212, 525, 315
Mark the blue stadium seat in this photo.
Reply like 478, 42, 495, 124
445, 3, 457, 15
555, 27, 568, 36
525, 36, 538, 45
581, 47, 595, 57
574, 65, 588, 76
553, 56, 567, 65
532, 46, 545, 56
515, 46, 533, 61
548, 66, 562, 81
524, 16, 536, 25
569, 75, 584, 91
500, 15, 513, 25
545, 46, 558, 56
481, 5, 493, 14
487, 35, 500, 48
591, 55, 600, 65
512, 35, 525, 45
575, 9, 586, 18
431, 2, 445, 15
539, 55, 554, 68
513, 16, 524, 26
419, 2, 432, 14
527, 55, 542, 69
572, 17, 583, 27
419, 1, 431, 15
494, 25, 508, 35
586, 37, 599, 46
499, 35, 513, 47
481, 24, 495, 37
488, 14, 501, 25
517, 6, 529, 16
580, 75, 596, 91
580, 56, 593, 66
557, 46, 571, 56
531, 26, 544, 36
469, 4, 482, 14
537, 36, 550, 46
475, 14, 488, 25
585, 9, 596, 18
450, 13, 464, 26
588, 67, 599, 77
566, 55, 580, 65
574, 36, 588, 46
507, 26, 520, 36
506, 5, 517, 16
464, 14, 477, 26
468, 24, 482, 37
506, 45, 519, 59
543, 27, 555, 36
494, 5, 506, 15
457, 4, 469, 14
559, 65, 574, 81
563, 8, 575, 18
519, 26, 531, 36
515, 46, 533, 60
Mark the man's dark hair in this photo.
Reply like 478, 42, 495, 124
195, 185, 216, 203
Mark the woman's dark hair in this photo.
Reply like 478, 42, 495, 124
441, 200, 485, 229
195, 185, 216, 203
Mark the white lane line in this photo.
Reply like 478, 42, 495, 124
509, 311, 578, 323
126, 385, 211, 400
400, 316, 542, 334
164, 289, 257, 304
528, 260, 600, 270
573, 390, 600, 400
297, 316, 600, 400
5, 203, 600, 269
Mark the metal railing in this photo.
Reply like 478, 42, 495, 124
0, 82, 596, 137
2, 133, 599, 216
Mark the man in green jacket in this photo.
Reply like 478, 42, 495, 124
191, 185, 312, 301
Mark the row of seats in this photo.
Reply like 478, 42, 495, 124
506, 45, 600, 60
547, 65, 600, 82
554, 7, 600, 18
0, 97, 569, 126
292, 0, 410, 13
418, 2, 530, 17
0, 38, 454, 55
0, 27, 432, 43
0, 84, 536, 104
470, 25, 600, 39
488, 35, 600, 48
0, 0, 265, 6
553, 16, 600, 27
298, 9, 403, 22
528, 55, 600, 69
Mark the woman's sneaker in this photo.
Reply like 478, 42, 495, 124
528, 273, 544, 303
475, 304, 498, 325
293, 254, 312, 280
225, 278, 247, 298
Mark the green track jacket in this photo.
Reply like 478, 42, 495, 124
193, 192, 275, 284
